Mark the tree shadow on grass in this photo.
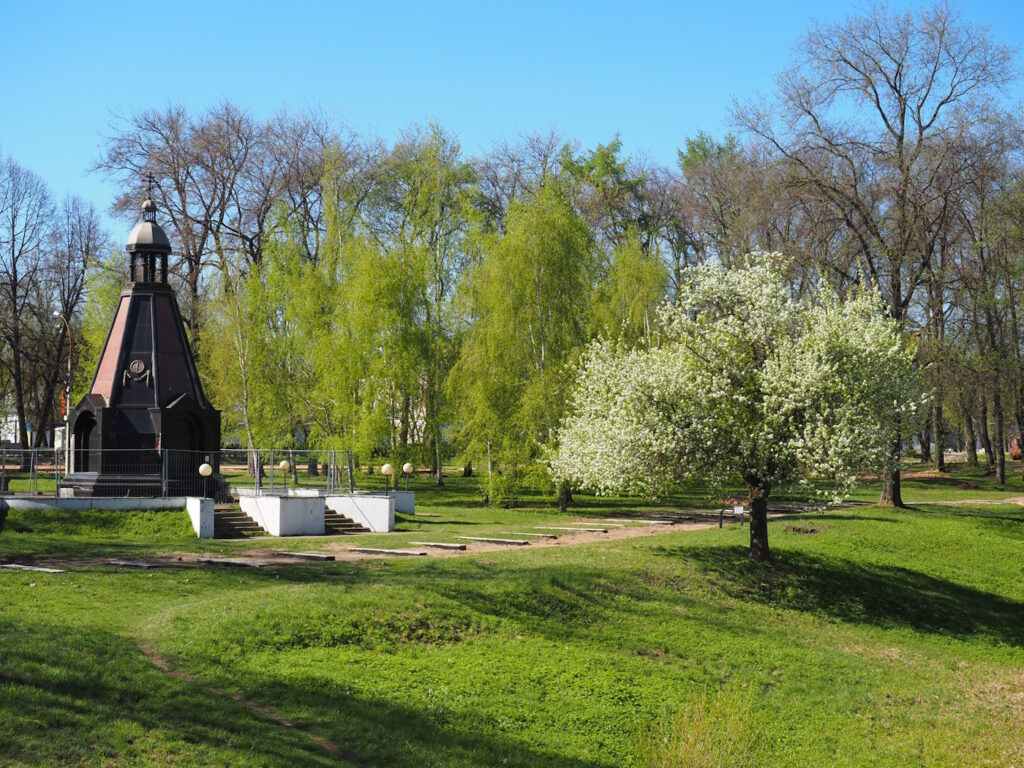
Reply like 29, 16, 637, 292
917, 504, 1024, 529
411, 559, 769, 652
0, 618, 339, 766
783, 513, 901, 525
196, 557, 738, 655
239, 667, 614, 768
654, 544, 1024, 647
0, 616, 610, 768
901, 474, 979, 488
0, 537, 196, 562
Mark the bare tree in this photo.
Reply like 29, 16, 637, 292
31, 196, 106, 446
477, 130, 564, 232
94, 104, 257, 354
735, 2, 1015, 505
0, 155, 52, 451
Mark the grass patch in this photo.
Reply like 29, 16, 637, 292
639, 688, 763, 767
0, 507, 203, 561
1, 465, 1024, 765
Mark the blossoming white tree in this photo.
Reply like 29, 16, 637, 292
551, 255, 921, 561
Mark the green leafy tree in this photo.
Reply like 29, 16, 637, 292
362, 126, 476, 479
204, 215, 321, 452
453, 180, 593, 504
77, 252, 126, 404
590, 228, 669, 343
560, 135, 645, 249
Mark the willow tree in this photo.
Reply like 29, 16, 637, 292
361, 126, 475, 481
553, 256, 921, 561
590, 229, 669, 344
452, 180, 593, 505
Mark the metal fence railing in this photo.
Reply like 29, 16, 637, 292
221, 449, 357, 496
0, 448, 62, 496
0, 446, 361, 500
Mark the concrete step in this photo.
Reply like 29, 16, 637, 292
210, 509, 369, 538
323, 511, 371, 535
213, 507, 266, 539
216, 513, 257, 523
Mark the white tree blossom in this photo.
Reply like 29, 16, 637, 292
551, 255, 923, 560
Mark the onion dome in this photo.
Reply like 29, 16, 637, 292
126, 198, 172, 254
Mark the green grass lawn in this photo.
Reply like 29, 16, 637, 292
1, 466, 1023, 766
850, 461, 1024, 503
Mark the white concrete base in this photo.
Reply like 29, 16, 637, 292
389, 491, 415, 515
326, 494, 394, 532
0, 497, 189, 512
232, 486, 325, 498
186, 497, 214, 538
239, 495, 325, 536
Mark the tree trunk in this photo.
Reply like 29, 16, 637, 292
962, 401, 978, 468
978, 395, 993, 472
748, 486, 770, 562
993, 389, 1006, 485
399, 392, 410, 453
434, 424, 444, 486
879, 431, 905, 508
557, 479, 572, 513
919, 425, 931, 463
187, 263, 202, 364
932, 403, 944, 471
11, 339, 31, 469
251, 450, 265, 490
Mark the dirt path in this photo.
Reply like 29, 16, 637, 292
337, 517, 726, 558
135, 639, 364, 766
902, 495, 1024, 507
169, 518, 729, 565
27, 513, 811, 569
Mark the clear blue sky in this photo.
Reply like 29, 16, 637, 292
2, 0, 1022, 235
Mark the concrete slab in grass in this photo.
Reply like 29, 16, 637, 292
0, 563, 65, 574
266, 551, 336, 561
457, 536, 530, 546
104, 561, 161, 569
196, 557, 268, 568
348, 547, 427, 557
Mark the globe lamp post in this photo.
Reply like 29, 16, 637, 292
198, 462, 213, 499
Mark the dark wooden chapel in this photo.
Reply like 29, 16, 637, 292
61, 197, 221, 497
